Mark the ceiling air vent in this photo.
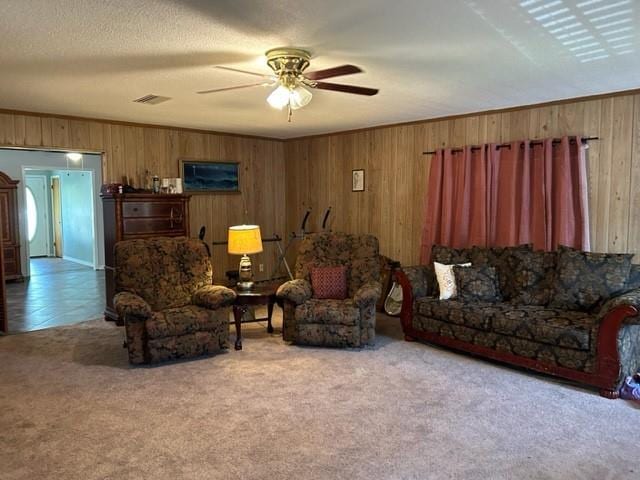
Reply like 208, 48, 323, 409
133, 94, 171, 105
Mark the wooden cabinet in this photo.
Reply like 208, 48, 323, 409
0, 171, 23, 282
102, 193, 191, 322
0, 217, 7, 333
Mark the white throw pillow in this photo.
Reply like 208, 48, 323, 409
434, 261, 472, 300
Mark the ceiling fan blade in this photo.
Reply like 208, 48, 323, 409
312, 81, 379, 96
215, 65, 274, 78
197, 82, 270, 94
305, 64, 363, 80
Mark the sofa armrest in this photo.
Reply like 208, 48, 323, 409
594, 289, 640, 390
193, 285, 237, 309
354, 282, 382, 308
277, 279, 312, 305
114, 292, 152, 322
396, 268, 431, 336
598, 288, 640, 321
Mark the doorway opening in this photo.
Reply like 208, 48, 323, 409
24, 168, 98, 267
0, 148, 105, 333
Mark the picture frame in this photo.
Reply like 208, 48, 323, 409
352, 169, 365, 192
179, 159, 240, 194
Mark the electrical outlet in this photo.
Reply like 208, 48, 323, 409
259, 263, 264, 272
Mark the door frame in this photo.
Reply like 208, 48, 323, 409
24, 174, 51, 258
16, 156, 104, 276
50, 175, 63, 258
0, 218, 7, 333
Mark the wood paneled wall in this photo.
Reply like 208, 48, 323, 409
2, 90, 638, 279
285, 93, 640, 265
0, 112, 286, 282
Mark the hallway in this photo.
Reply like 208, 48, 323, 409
6, 258, 104, 333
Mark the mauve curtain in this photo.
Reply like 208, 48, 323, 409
420, 135, 590, 263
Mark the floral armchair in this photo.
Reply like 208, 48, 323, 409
276, 232, 381, 347
113, 237, 236, 364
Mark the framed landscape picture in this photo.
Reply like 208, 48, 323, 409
180, 160, 240, 193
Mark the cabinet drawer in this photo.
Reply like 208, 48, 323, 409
122, 218, 187, 236
122, 201, 184, 219
4, 258, 18, 276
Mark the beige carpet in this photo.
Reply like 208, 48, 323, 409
1, 310, 638, 480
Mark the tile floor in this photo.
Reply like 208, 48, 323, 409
6, 258, 104, 333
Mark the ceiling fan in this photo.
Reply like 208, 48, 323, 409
197, 48, 379, 121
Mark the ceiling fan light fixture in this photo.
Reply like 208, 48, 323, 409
267, 85, 291, 110
289, 85, 312, 110
202, 48, 376, 121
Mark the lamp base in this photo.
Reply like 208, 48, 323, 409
237, 254, 254, 290
236, 280, 255, 291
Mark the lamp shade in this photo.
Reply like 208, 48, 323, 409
267, 85, 290, 110
228, 225, 263, 255
290, 85, 312, 110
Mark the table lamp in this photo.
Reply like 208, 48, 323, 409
228, 225, 263, 290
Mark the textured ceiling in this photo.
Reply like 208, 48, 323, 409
1, 0, 639, 139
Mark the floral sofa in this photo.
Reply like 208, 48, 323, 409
397, 244, 640, 398
276, 232, 381, 347
113, 237, 236, 364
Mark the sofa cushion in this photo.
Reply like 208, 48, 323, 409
491, 304, 597, 351
295, 299, 359, 326
401, 265, 432, 299
415, 298, 499, 331
146, 305, 224, 339
311, 266, 348, 300
470, 244, 532, 301
431, 245, 473, 264
627, 265, 640, 290
549, 246, 633, 312
454, 265, 502, 303
412, 315, 596, 373
509, 250, 557, 306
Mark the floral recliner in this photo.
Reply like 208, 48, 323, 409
113, 237, 236, 364
276, 232, 381, 347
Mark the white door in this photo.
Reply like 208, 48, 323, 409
25, 175, 50, 257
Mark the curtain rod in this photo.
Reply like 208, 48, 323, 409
422, 136, 599, 155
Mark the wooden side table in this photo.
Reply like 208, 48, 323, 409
232, 282, 280, 351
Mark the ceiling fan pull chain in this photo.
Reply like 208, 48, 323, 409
288, 103, 293, 123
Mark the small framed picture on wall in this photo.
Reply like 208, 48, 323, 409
352, 169, 365, 192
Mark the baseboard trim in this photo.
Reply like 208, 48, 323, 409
62, 255, 95, 268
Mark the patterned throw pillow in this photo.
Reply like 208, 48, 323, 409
434, 262, 471, 300
454, 265, 502, 303
470, 244, 532, 301
432, 245, 473, 264
627, 265, 640, 291
509, 250, 557, 306
310, 266, 348, 300
549, 246, 633, 312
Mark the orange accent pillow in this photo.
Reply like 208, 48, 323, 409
310, 266, 348, 300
